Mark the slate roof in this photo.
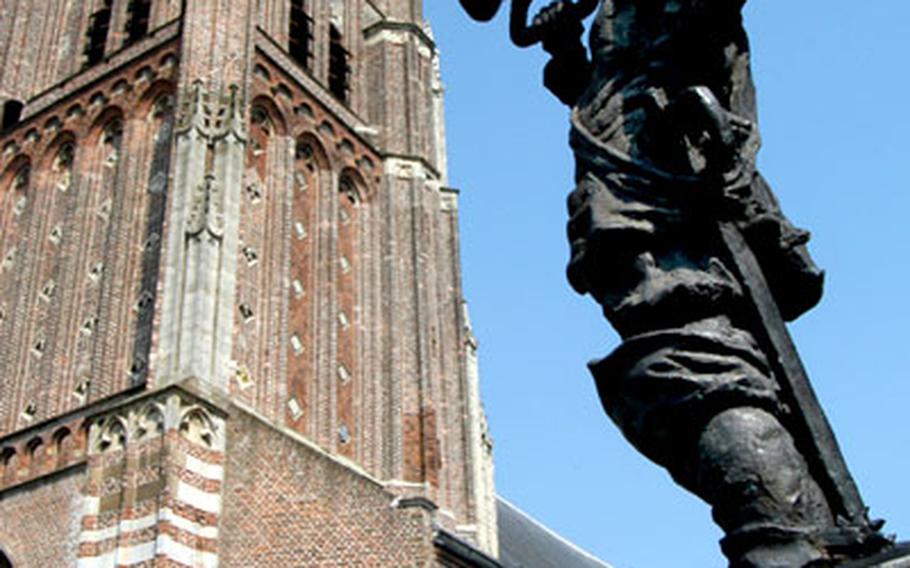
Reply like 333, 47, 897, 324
497, 497, 614, 568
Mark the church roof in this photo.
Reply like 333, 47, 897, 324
497, 497, 614, 568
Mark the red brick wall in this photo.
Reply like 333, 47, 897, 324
0, 467, 83, 567
0, 0, 499, 559
219, 410, 437, 567
0, 43, 178, 434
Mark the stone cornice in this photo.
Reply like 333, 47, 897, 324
363, 21, 436, 51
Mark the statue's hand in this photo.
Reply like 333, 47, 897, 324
509, 0, 596, 105
533, 1, 584, 55
459, 0, 503, 22
511, 0, 597, 49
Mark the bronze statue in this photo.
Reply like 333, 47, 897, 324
461, 1, 894, 566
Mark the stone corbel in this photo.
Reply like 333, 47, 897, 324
185, 174, 225, 240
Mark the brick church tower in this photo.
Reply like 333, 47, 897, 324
0, 1, 504, 565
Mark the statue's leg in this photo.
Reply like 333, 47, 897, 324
591, 324, 836, 567
689, 407, 833, 567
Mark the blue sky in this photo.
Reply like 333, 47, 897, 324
426, 2, 910, 567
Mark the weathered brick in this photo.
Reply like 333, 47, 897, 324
0, 1, 498, 564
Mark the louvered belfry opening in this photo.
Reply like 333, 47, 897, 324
289, 0, 314, 69
1, 100, 22, 132
83, 0, 113, 67
328, 24, 350, 103
125, 0, 153, 45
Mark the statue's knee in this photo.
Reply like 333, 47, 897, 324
693, 407, 832, 532
697, 407, 803, 487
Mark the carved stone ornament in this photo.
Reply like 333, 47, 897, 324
186, 174, 225, 239
87, 389, 226, 455
176, 80, 246, 143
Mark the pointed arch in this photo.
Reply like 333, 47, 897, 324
88, 109, 125, 187
1, 155, 31, 198
137, 80, 177, 118
95, 417, 127, 453
179, 407, 216, 448
52, 427, 74, 465
294, 132, 331, 171
25, 436, 45, 474
87, 106, 126, 146
1, 157, 32, 269
135, 403, 165, 440
39, 132, 78, 191
2, 154, 30, 184
249, 95, 288, 137
338, 166, 368, 203
248, 96, 287, 184
0, 446, 17, 484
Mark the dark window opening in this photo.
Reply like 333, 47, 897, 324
83, 0, 113, 67
289, 0, 313, 69
125, 0, 152, 45
0, 549, 11, 568
328, 25, 351, 103
1, 100, 23, 131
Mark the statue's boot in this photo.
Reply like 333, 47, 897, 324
688, 407, 834, 568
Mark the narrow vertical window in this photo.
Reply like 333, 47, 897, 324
125, 0, 152, 45
328, 25, 350, 103
289, 0, 313, 69
84, 0, 113, 67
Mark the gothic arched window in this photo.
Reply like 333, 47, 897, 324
0, 547, 12, 568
